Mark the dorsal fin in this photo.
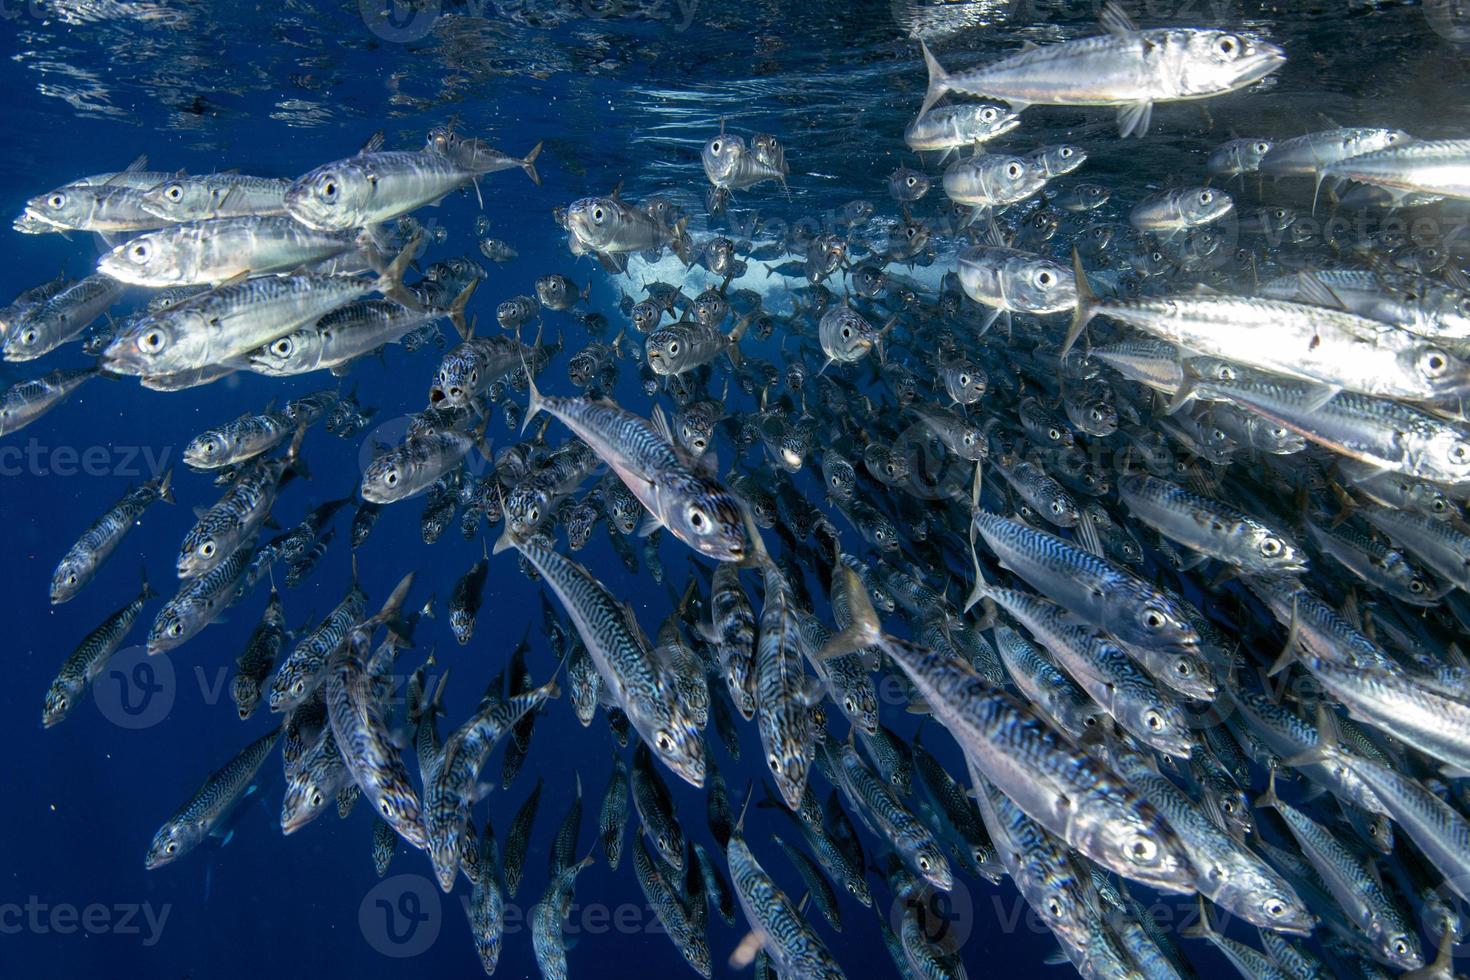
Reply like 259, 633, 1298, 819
1099, 1, 1138, 36
360, 130, 385, 155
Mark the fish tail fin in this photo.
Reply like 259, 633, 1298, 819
373, 571, 418, 639
519, 141, 543, 186
963, 463, 989, 613
155, 466, 176, 504
1281, 704, 1341, 769
1179, 896, 1217, 941
917, 41, 950, 119
448, 280, 478, 341
1252, 767, 1281, 811
376, 235, 423, 310
816, 566, 884, 667
1061, 247, 1095, 357
520, 343, 543, 437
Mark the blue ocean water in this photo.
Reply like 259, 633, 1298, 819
4, 1, 1470, 977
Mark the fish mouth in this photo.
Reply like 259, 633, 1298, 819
1234, 43, 1288, 86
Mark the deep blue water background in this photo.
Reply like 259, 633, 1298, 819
2, 0, 1469, 976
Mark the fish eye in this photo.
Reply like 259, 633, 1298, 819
169, 622, 183, 637
1264, 899, 1286, 917
199, 541, 215, 558
166, 185, 183, 202
1126, 835, 1159, 863
130, 242, 150, 262
385, 469, 399, 486
1046, 898, 1063, 916
1410, 579, 1426, 594
981, 107, 997, 122
48, 193, 66, 209
959, 374, 970, 386
1145, 710, 1165, 731
320, 178, 337, 199
1035, 269, 1054, 287
1420, 348, 1450, 375
906, 176, 916, 186
165, 842, 179, 855
21, 328, 36, 345
1143, 608, 1167, 629
711, 140, 722, 154
1255, 142, 1270, 153
140, 329, 166, 353
1199, 191, 1213, 204
1449, 442, 1470, 464
1260, 537, 1283, 557
1151, 251, 1164, 262
1060, 147, 1073, 157
669, 341, 680, 354
917, 856, 931, 871
310, 791, 322, 808
593, 207, 605, 222
1047, 428, 1061, 440
1217, 34, 1240, 56
1005, 162, 1022, 179
1175, 660, 1192, 676
1050, 501, 1064, 514
292, 680, 305, 695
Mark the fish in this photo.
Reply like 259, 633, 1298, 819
43, 573, 156, 727
285, 131, 540, 230
522, 374, 746, 562
50, 470, 173, 604
917, 3, 1286, 138
145, 726, 281, 869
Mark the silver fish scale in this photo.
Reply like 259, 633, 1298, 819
754, 563, 820, 810
973, 511, 1198, 653
972, 773, 1093, 958
433, 336, 533, 404
180, 454, 292, 570
514, 537, 702, 784
631, 836, 711, 977
826, 739, 950, 889
727, 830, 847, 980
542, 392, 681, 476
706, 564, 757, 719
878, 633, 1194, 889
52, 476, 168, 598
150, 546, 252, 652
44, 586, 152, 724
270, 586, 367, 712
426, 685, 552, 889
147, 726, 281, 867
1111, 746, 1308, 931
325, 629, 427, 851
